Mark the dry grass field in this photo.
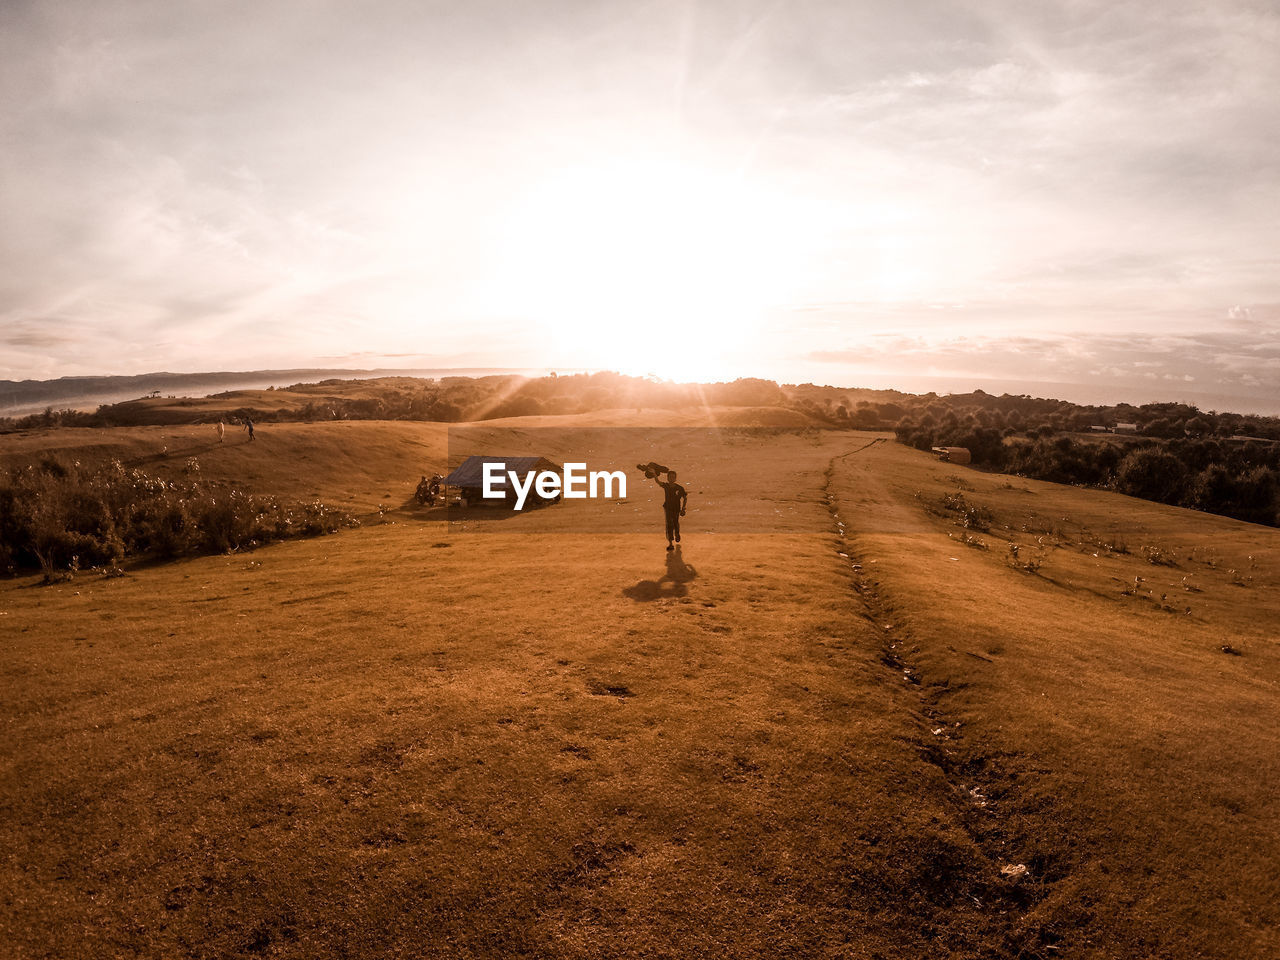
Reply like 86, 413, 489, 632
2, 418, 1277, 958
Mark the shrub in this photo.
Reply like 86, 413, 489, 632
931, 491, 995, 532
1116, 448, 1188, 504
0, 460, 357, 578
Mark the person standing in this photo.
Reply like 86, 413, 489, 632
217, 421, 225, 443
651, 469, 687, 551
245, 418, 255, 441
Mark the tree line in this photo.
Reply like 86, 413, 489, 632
894, 401, 1279, 527
3, 374, 1276, 526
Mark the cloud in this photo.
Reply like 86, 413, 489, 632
0, 320, 76, 349
0, 0, 1278, 392
807, 325, 1280, 402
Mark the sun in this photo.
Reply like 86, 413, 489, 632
483, 153, 808, 380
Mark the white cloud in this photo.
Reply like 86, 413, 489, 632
0, 0, 1277, 391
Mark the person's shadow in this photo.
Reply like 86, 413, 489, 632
623, 546, 698, 601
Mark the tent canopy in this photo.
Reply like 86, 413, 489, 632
443, 455, 562, 490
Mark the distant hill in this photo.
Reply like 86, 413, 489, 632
0, 367, 531, 417
4, 369, 1276, 528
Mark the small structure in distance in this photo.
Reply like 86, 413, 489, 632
932, 446, 972, 464
444, 455, 563, 508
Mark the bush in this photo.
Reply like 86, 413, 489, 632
0, 460, 357, 578
1116, 448, 1188, 504
930, 491, 995, 532
893, 406, 1276, 527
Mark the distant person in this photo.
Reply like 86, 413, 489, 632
650, 468, 687, 551
245, 418, 255, 441
415, 474, 443, 505
217, 421, 225, 443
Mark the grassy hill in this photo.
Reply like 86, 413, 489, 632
830, 438, 1279, 958
0, 421, 448, 515
2, 418, 1277, 958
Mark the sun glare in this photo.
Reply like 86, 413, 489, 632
485, 154, 809, 381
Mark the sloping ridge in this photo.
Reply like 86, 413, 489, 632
824, 451, 1061, 957
826, 439, 1280, 959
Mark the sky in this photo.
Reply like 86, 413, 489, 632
1, 0, 1278, 410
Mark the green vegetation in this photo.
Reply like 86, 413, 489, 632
0, 457, 355, 579
0, 373, 800, 430
3, 371, 1276, 527
895, 402, 1280, 526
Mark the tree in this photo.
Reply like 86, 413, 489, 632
1116, 448, 1187, 504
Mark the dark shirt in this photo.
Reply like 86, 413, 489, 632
658, 481, 686, 513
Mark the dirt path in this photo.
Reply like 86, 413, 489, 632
824, 444, 1060, 957
824, 438, 1280, 959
